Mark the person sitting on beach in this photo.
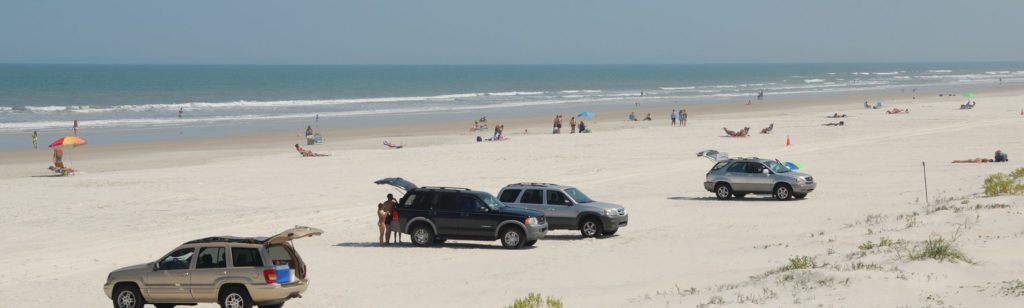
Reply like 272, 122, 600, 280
295, 144, 329, 157
723, 127, 750, 137
479, 116, 487, 123
628, 112, 638, 121
822, 121, 845, 126
305, 125, 314, 137
470, 121, 480, 131
995, 150, 1009, 162
643, 113, 652, 121
864, 101, 870, 109
578, 121, 588, 133
383, 140, 403, 149
827, 113, 847, 118
760, 123, 774, 134
952, 158, 995, 163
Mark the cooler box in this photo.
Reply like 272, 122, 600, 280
275, 265, 291, 283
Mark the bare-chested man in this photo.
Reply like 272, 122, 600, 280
378, 194, 398, 245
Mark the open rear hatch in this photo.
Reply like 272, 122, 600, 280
264, 226, 324, 245
265, 226, 322, 282
374, 177, 418, 192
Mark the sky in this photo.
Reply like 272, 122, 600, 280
2, 0, 1023, 65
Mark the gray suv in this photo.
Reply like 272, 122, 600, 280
497, 183, 628, 237
103, 226, 322, 308
704, 158, 816, 200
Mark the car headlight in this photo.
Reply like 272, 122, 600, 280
796, 177, 807, 183
524, 217, 538, 225
604, 209, 617, 216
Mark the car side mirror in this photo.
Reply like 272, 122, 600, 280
762, 169, 770, 175
152, 262, 160, 271
563, 200, 573, 206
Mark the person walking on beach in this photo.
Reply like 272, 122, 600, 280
680, 109, 688, 127
32, 131, 38, 149
377, 193, 398, 246
72, 120, 78, 136
552, 114, 562, 134
671, 109, 677, 126
178, 107, 184, 118
570, 116, 577, 133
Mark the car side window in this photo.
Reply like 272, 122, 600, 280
158, 248, 194, 270
726, 162, 746, 173
195, 247, 227, 269
520, 189, 544, 204
546, 190, 571, 206
459, 195, 488, 213
231, 248, 263, 267
711, 161, 729, 171
402, 192, 430, 210
745, 163, 767, 173
499, 189, 522, 203
435, 192, 458, 211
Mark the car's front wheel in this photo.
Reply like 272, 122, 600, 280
500, 227, 526, 249
220, 286, 253, 308
580, 218, 603, 238
112, 285, 146, 308
774, 184, 793, 200
410, 224, 435, 247
714, 183, 733, 200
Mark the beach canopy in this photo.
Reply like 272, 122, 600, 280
49, 136, 87, 148
577, 111, 595, 118
962, 92, 975, 99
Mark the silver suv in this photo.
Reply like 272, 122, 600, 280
103, 226, 322, 308
704, 158, 816, 200
497, 183, 628, 237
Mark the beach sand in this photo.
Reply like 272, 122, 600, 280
1, 88, 1023, 307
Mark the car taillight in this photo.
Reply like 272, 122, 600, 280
263, 269, 278, 284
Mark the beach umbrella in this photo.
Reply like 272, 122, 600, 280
577, 111, 595, 118
49, 136, 87, 148
962, 92, 975, 99
785, 161, 803, 170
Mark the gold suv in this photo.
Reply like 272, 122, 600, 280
103, 226, 322, 308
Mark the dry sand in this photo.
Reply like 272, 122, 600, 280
1, 89, 1023, 307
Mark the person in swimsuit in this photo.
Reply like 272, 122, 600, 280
379, 194, 398, 245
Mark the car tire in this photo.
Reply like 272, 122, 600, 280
155, 305, 177, 308
603, 229, 618, 236
524, 240, 537, 247
112, 284, 146, 308
579, 217, 603, 238
733, 193, 747, 199
434, 238, 447, 244
410, 224, 435, 247
774, 184, 793, 200
793, 193, 807, 199
259, 304, 284, 308
500, 226, 526, 249
714, 183, 733, 200
219, 286, 253, 308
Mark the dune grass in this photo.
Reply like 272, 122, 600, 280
984, 167, 1024, 196
506, 293, 563, 308
910, 237, 972, 264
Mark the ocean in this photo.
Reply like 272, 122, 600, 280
1, 63, 1022, 148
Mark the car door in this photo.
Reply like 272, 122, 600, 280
188, 246, 228, 302
517, 189, 546, 211
143, 247, 195, 302
724, 162, 751, 191
745, 162, 773, 192
458, 194, 497, 237
498, 189, 523, 205
431, 192, 461, 235
544, 190, 576, 228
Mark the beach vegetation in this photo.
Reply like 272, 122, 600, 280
506, 293, 563, 308
1001, 280, 1024, 297
983, 168, 1024, 196
787, 256, 815, 270
909, 236, 972, 264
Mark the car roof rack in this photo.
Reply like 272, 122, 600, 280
184, 236, 267, 245
419, 186, 471, 191
508, 182, 558, 187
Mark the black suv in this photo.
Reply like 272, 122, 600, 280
375, 178, 548, 249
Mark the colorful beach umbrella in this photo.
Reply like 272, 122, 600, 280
962, 92, 975, 99
49, 136, 87, 148
577, 111, 595, 118
785, 161, 803, 170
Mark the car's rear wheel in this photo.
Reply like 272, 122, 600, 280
524, 240, 537, 247
219, 286, 253, 308
714, 183, 733, 200
500, 227, 525, 249
410, 224, 435, 247
794, 193, 807, 199
774, 184, 793, 200
580, 218, 603, 238
112, 285, 146, 308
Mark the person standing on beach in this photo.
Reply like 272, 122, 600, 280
552, 114, 561, 134
378, 193, 397, 245
178, 107, 183, 118
32, 131, 38, 149
670, 109, 677, 126
570, 116, 577, 133
680, 109, 688, 127
73, 120, 78, 136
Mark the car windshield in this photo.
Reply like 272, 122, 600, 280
565, 188, 594, 203
477, 192, 506, 209
766, 160, 790, 173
